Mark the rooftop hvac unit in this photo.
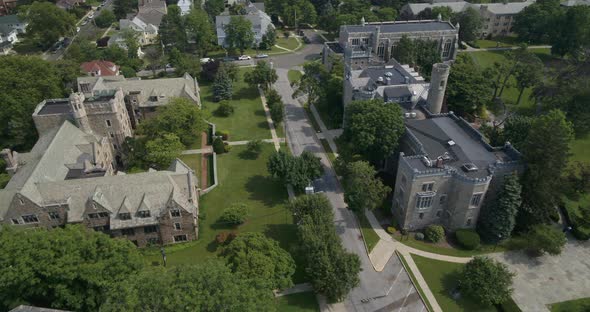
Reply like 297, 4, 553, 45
461, 163, 478, 172
447, 140, 456, 146
384, 72, 393, 77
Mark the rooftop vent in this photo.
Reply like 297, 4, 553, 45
447, 140, 456, 146
422, 156, 432, 167
461, 163, 478, 172
384, 72, 393, 77
377, 76, 384, 83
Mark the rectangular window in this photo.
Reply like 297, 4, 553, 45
470, 193, 483, 207
416, 195, 434, 210
362, 38, 369, 45
421, 182, 434, 192
174, 234, 188, 242
98, 212, 109, 218
170, 209, 181, 218
119, 212, 131, 220
144, 225, 158, 233
137, 210, 151, 218
11, 218, 20, 225
48, 211, 60, 220
106, 120, 112, 127
122, 228, 135, 236
351, 38, 360, 46
21, 214, 39, 224
174, 222, 182, 230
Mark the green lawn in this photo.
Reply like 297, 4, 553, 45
288, 70, 302, 84
179, 153, 202, 183
319, 139, 336, 164
550, 298, 590, 312
411, 254, 497, 312
397, 252, 435, 312
358, 213, 380, 253
200, 68, 272, 141
472, 36, 520, 49
276, 292, 320, 312
570, 135, 590, 164
142, 144, 306, 281
207, 45, 289, 58
276, 37, 301, 51
393, 233, 506, 257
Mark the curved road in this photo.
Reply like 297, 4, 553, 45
272, 31, 427, 312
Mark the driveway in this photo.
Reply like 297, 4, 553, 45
274, 68, 426, 312
491, 239, 590, 312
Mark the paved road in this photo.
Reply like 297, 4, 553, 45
270, 30, 325, 69
274, 63, 426, 311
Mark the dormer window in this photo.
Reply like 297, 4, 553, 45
119, 212, 131, 220
170, 209, 181, 218
137, 210, 151, 218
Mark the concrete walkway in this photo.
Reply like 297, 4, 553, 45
182, 147, 212, 155
226, 138, 285, 146
274, 283, 313, 297
258, 87, 282, 152
459, 41, 552, 52
309, 103, 339, 157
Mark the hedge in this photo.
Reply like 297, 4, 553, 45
424, 225, 444, 243
455, 229, 481, 250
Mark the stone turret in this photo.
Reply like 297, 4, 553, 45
1, 148, 18, 176
427, 63, 451, 114
69, 92, 93, 134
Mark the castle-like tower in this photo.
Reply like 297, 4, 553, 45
427, 63, 451, 114
69, 92, 93, 134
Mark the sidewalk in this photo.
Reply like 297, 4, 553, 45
309, 103, 339, 157
273, 283, 313, 297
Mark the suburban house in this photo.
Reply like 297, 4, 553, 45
116, 0, 167, 46
0, 15, 27, 54
400, 0, 535, 37
215, 2, 273, 47
0, 0, 17, 16
75, 73, 201, 127
178, 0, 192, 15
323, 18, 459, 71
80, 60, 121, 76
56, 0, 86, 10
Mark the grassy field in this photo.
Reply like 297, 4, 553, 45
472, 36, 520, 48
142, 144, 306, 281
276, 292, 320, 312
358, 213, 380, 253
277, 37, 301, 51
411, 254, 497, 312
179, 153, 202, 181
288, 69, 302, 84
200, 68, 272, 141
570, 135, 590, 165
393, 233, 506, 257
550, 298, 590, 312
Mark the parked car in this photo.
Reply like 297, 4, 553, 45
238, 55, 251, 60
255, 54, 269, 59
200, 57, 212, 64
62, 37, 71, 47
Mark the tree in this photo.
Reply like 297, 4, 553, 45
216, 100, 235, 117
342, 99, 405, 162
244, 61, 278, 90
342, 161, 390, 213
204, 0, 225, 19
95, 9, 116, 28
245, 139, 263, 155
550, 5, 590, 59
139, 97, 207, 146
502, 115, 533, 151
212, 68, 233, 101
102, 261, 275, 312
513, 0, 562, 44
269, 100, 284, 124
0, 225, 144, 312
289, 194, 361, 301
524, 224, 567, 256
260, 25, 276, 50
113, 0, 136, 19
222, 233, 296, 290
432, 6, 454, 21
459, 257, 514, 306
19, 1, 76, 48
224, 16, 255, 55
478, 174, 522, 243
292, 62, 329, 106
143, 46, 164, 77
143, 133, 184, 169
375, 7, 397, 21
519, 110, 573, 228
453, 7, 483, 43
159, 5, 187, 51
514, 53, 543, 105
392, 35, 414, 65
174, 54, 202, 78
446, 54, 493, 116
120, 28, 140, 59
219, 203, 249, 225
185, 8, 216, 56
0, 56, 67, 150
267, 150, 323, 191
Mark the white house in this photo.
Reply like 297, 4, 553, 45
215, 2, 274, 47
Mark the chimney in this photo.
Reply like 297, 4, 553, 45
1, 148, 19, 176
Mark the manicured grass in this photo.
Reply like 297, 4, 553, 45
393, 233, 506, 257
358, 213, 380, 253
550, 297, 590, 312
411, 254, 496, 312
315, 102, 343, 130
319, 139, 336, 164
472, 36, 520, 48
276, 292, 320, 312
142, 144, 306, 282
200, 68, 272, 141
570, 135, 590, 165
288, 69, 302, 84
179, 153, 202, 183
276, 37, 301, 51
397, 251, 434, 312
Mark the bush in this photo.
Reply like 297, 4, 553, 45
387, 226, 396, 234
246, 139, 263, 155
459, 257, 514, 306
524, 224, 567, 256
219, 203, 249, 225
424, 225, 445, 243
213, 138, 226, 154
216, 101, 235, 117
216, 231, 238, 244
215, 130, 229, 141
223, 143, 232, 153
573, 226, 590, 241
455, 229, 481, 250
415, 232, 425, 240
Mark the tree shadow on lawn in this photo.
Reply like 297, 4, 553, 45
234, 86, 259, 100
258, 121, 270, 129
245, 175, 288, 207
265, 223, 308, 284
255, 109, 266, 116
238, 149, 260, 160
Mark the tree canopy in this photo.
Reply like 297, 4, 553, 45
267, 150, 324, 191
453, 7, 483, 43
224, 16, 255, 55
343, 161, 391, 213
459, 257, 514, 306
523, 224, 567, 256
244, 61, 278, 90
477, 174, 522, 243
446, 54, 493, 117
19, 1, 76, 48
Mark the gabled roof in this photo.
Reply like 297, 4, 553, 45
80, 60, 120, 76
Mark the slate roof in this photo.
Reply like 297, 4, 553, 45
342, 20, 455, 34
403, 1, 534, 16
0, 14, 22, 25
9, 305, 71, 312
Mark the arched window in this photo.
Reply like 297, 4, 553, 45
442, 39, 452, 58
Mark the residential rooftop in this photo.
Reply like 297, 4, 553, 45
341, 20, 456, 34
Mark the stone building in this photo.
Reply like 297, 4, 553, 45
0, 121, 199, 247
323, 18, 459, 71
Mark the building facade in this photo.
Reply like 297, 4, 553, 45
215, 2, 273, 47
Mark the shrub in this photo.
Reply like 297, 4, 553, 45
524, 224, 567, 256
224, 143, 232, 153
213, 138, 226, 154
219, 203, 249, 225
455, 229, 481, 250
415, 232, 425, 240
387, 226, 396, 234
424, 225, 445, 243
459, 257, 514, 306
246, 139, 263, 155
573, 226, 590, 241
215, 130, 230, 141
216, 101, 235, 117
